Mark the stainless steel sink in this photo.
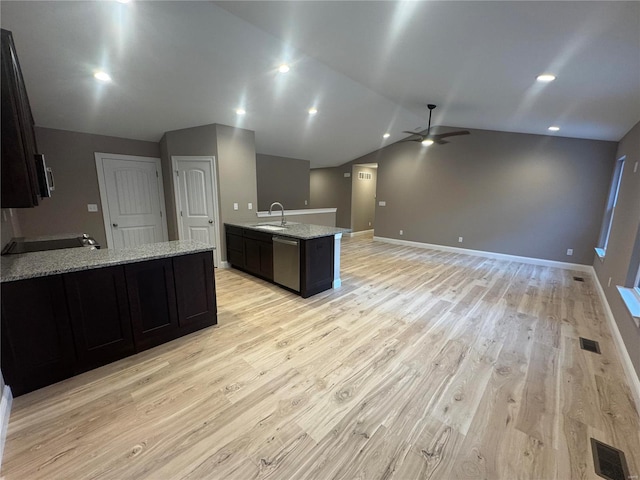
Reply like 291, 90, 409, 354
253, 224, 287, 231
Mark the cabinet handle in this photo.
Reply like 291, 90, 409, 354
112, 223, 118, 227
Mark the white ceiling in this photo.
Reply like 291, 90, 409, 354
1, 1, 638, 168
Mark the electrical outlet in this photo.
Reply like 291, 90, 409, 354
399, 230, 403, 236
305, 200, 308, 205
368, 222, 371, 227
87, 204, 98, 212
608, 277, 612, 287
233, 203, 239, 211
566, 248, 573, 256
458, 236, 463, 243
248, 203, 253, 210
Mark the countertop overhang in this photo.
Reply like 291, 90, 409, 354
224, 222, 350, 240
1, 240, 214, 283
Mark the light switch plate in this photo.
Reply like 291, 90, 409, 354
248, 203, 253, 210
344, 172, 351, 178
379, 201, 386, 206
87, 204, 98, 212
233, 203, 239, 211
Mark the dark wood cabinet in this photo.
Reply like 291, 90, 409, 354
226, 226, 273, 281
64, 266, 135, 371
174, 251, 217, 334
0, 276, 76, 396
1, 28, 41, 207
225, 224, 336, 298
1, 251, 217, 396
301, 236, 334, 298
125, 258, 179, 352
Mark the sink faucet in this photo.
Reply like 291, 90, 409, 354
269, 201, 286, 226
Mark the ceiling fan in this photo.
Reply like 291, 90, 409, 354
402, 104, 470, 146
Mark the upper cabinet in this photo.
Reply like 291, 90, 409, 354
1, 28, 43, 207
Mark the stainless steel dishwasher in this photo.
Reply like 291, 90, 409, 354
273, 236, 300, 292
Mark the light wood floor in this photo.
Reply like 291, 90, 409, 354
3, 235, 640, 479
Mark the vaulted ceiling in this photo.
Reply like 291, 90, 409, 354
2, 1, 638, 168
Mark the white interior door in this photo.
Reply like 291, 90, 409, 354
95, 153, 168, 249
172, 156, 221, 267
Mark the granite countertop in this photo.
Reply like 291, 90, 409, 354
225, 221, 350, 240
1, 240, 213, 283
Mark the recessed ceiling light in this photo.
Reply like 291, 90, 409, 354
548, 126, 560, 131
235, 108, 246, 115
278, 64, 290, 73
536, 74, 556, 83
308, 107, 318, 115
422, 139, 434, 146
383, 133, 391, 139
93, 70, 112, 82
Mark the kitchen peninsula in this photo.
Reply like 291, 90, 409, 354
1, 240, 216, 396
225, 222, 349, 298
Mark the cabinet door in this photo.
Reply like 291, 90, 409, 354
64, 266, 135, 371
174, 251, 217, 335
259, 241, 273, 280
1, 276, 75, 396
226, 232, 244, 267
125, 258, 179, 352
244, 237, 261, 276
1, 29, 40, 207
301, 236, 334, 298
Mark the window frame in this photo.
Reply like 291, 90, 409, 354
596, 155, 625, 259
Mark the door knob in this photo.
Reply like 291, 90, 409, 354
208, 220, 213, 224
112, 223, 118, 227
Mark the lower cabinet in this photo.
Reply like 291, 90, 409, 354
1, 251, 217, 396
174, 251, 217, 333
301, 235, 334, 298
1, 276, 76, 396
65, 265, 135, 372
125, 258, 179, 351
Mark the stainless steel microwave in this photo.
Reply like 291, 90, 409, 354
34, 154, 54, 198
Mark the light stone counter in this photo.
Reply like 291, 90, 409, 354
224, 221, 350, 240
1, 240, 213, 283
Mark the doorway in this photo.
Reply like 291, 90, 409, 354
171, 156, 222, 268
351, 163, 378, 234
95, 153, 169, 249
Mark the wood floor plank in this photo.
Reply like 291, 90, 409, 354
3, 235, 639, 480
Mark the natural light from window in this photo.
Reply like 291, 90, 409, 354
596, 156, 625, 259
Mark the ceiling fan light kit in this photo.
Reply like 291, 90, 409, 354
401, 104, 470, 146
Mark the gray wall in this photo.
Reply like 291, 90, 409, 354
310, 167, 352, 228
16, 127, 160, 248
351, 165, 377, 232
256, 154, 310, 211
363, 128, 616, 264
161, 123, 258, 262
593, 120, 640, 378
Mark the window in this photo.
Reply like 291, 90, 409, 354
617, 223, 640, 327
596, 156, 625, 258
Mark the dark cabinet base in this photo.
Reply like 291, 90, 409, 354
225, 225, 335, 298
1, 251, 217, 396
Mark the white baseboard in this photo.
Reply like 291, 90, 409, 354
349, 229, 374, 238
591, 268, 640, 415
0, 385, 13, 467
373, 236, 593, 272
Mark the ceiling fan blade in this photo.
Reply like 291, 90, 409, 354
398, 137, 423, 143
433, 139, 449, 145
402, 130, 425, 137
432, 130, 470, 140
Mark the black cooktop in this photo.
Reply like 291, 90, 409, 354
1, 235, 99, 255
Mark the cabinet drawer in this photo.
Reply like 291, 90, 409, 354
244, 229, 273, 243
225, 224, 243, 236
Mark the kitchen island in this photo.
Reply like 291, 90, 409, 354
225, 222, 349, 298
1, 240, 217, 396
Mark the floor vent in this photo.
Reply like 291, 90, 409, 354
573, 276, 585, 282
591, 438, 630, 480
580, 337, 601, 354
